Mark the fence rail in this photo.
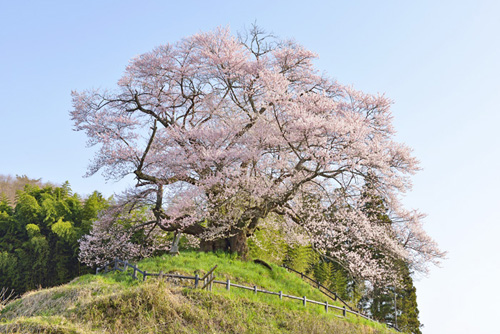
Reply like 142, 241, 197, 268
282, 264, 356, 311
96, 259, 401, 332
282, 264, 401, 332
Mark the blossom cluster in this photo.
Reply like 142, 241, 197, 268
72, 26, 444, 282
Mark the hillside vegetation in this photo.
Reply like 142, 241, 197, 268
0, 252, 397, 334
0, 182, 110, 295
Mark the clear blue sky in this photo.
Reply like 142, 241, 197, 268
1, 1, 499, 332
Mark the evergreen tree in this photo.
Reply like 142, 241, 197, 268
313, 260, 352, 301
356, 186, 422, 333
396, 264, 422, 334
362, 263, 422, 333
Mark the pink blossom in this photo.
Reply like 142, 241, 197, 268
72, 26, 444, 282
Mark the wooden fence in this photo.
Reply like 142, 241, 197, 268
282, 265, 401, 332
282, 264, 356, 312
96, 259, 401, 332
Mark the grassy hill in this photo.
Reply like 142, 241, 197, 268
0, 251, 397, 334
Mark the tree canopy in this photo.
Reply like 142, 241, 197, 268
71, 26, 444, 284
0, 182, 109, 294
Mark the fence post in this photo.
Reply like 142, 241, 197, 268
343, 306, 346, 317
96, 267, 100, 274
143, 271, 147, 281
194, 274, 199, 288
279, 291, 282, 300
317, 281, 320, 289
209, 273, 213, 291
123, 260, 128, 272
254, 285, 257, 294
226, 279, 230, 291
325, 301, 328, 313
303, 296, 307, 307
133, 267, 137, 280
114, 258, 118, 271
159, 270, 163, 280
301, 272, 304, 279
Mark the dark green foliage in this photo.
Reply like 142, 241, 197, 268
358, 263, 422, 334
314, 261, 350, 300
0, 252, 19, 290
311, 259, 364, 306
0, 182, 110, 295
365, 286, 394, 325
353, 186, 422, 332
314, 261, 334, 285
394, 265, 422, 334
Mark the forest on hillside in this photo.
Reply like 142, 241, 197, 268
0, 175, 109, 293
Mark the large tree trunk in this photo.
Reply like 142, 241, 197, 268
199, 238, 229, 252
200, 229, 249, 260
228, 230, 249, 259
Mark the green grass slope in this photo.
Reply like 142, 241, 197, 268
0, 251, 397, 334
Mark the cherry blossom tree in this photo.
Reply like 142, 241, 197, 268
78, 204, 171, 267
78, 206, 143, 267
71, 26, 444, 283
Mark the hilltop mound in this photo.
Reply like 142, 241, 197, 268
0, 252, 396, 334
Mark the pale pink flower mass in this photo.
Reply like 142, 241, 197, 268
72, 26, 444, 284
